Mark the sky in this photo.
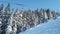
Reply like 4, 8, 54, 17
0, 0, 60, 12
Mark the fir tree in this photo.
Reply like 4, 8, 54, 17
5, 3, 10, 12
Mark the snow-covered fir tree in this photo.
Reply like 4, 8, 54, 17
0, 3, 60, 34
0, 4, 4, 34
1, 3, 10, 34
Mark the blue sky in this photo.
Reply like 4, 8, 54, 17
0, 0, 60, 12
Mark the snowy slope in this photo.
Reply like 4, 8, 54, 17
19, 17, 60, 34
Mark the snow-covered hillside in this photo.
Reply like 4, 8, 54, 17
19, 17, 60, 34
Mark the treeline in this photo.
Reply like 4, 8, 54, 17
0, 3, 60, 34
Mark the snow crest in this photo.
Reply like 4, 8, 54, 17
19, 18, 60, 34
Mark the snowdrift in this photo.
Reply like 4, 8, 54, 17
19, 17, 60, 34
